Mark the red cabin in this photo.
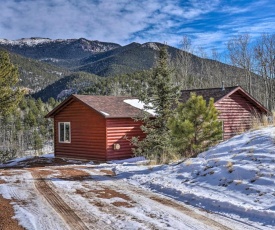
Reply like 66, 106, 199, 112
180, 86, 270, 140
45, 95, 146, 161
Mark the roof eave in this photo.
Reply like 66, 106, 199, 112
45, 95, 75, 118
72, 95, 107, 118
45, 94, 107, 119
213, 86, 239, 104
214, 86, 270, 114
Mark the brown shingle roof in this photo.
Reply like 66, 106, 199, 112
179, 86, 269, 114
179, 86, 239, 103
45, 94, 145, 118
74, 95, 145, 118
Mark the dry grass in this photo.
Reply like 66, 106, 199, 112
144, 152, 182, 165
226, 161, 233, 168
159, 152, 182, 164
251, 112, 275, 130
234, 180, 243, 185
184, 159, 193, 166
226, 161, 234, 173
236, 123, 248, 135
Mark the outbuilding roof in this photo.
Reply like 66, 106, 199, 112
180, 86, 238, 103
179, 86, 269, 114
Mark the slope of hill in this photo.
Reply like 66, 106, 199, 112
32, 72, 101, 101
4, 49, 70, 93
115, 126, 275, 228
75, 42, 158, 76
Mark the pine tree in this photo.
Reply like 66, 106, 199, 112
0, 51, 23, 114
168, 93, 222, 157
132, 45, 180, 163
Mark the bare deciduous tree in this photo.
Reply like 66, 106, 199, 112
174, 36, 194, 89
254, 33, 275, 110
227, 34, 254, 94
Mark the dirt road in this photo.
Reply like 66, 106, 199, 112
0, 164, 258, 230
29, 166, 236, 230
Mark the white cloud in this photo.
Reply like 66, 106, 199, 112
0, 0, 161, 43
0, 0, 220, 45
190, 31, 228, 54
0, 0, 274, 53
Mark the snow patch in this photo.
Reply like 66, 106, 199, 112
100, 111, 110, 116
123, 99, 156, 115
141, 42, 160, 51
108, 156, 146, 164
0, 38, 57, 46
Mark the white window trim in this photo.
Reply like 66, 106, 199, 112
58, 122, 71, 143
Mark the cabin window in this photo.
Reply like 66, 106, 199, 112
59, 122, 71, 143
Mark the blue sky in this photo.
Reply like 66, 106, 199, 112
1, 0, 275, 53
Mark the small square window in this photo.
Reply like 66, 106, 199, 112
59, 122, 71, 143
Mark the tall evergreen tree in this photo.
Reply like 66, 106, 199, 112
0, 51, 23, 114
132, 45, 180, 163
168, 93, 222, 158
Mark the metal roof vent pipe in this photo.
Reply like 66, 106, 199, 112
222, 81, 225, 91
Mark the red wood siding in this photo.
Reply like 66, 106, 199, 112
215, 91, 263, 139
54, 100, 106, 161
106, 118, 144, 161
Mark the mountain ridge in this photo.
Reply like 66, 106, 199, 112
0, 37, 121, 60
0, 37, 265, 105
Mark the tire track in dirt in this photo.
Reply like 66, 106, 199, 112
81, 168, 207, 228
28, 166, 240, 229
79, 183, 162, 229
1, 170, 28, 202
114, 180, 234, 230
83, 168, 233, 230
49, 167, 172, 229
30, 169, 90, 230
52, 167, 160, 229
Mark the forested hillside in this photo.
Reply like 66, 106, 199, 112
0, 96, 59, 163
1, 36, 274, 111
4, 49, 70, 93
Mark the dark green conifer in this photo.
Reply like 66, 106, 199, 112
168, 93, 222, 157
132, 45, 180, 163
0, 51, 23, 114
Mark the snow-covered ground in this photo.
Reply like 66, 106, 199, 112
114, 126, 275, 228
0, 127, 274, 229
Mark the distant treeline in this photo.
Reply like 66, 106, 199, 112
0, 97, 59, 163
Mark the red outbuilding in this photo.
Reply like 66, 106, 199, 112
180, 86, 270, 140
46, 86, 269, 161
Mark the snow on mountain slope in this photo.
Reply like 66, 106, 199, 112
0, 37, 57, 46
0, 37, 120, 52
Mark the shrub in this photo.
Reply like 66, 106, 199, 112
168, 93, 222, 158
